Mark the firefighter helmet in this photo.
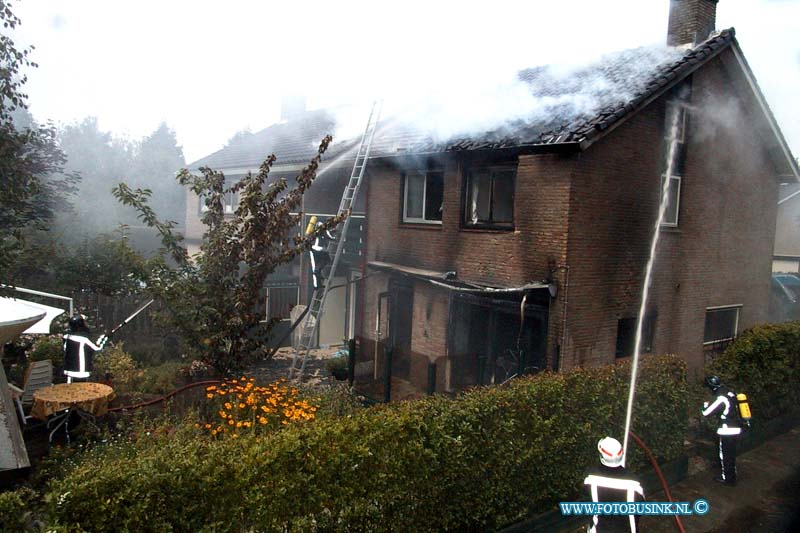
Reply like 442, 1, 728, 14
704, 375, 722, 392
68, 315, 87, 332
598, 436, 623, 467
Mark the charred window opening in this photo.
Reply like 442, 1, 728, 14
703, 305, 740, 344
448, 292, 547, 389
661, 81, 692, 228
615, 314, 656, 358
403, 170, 443, 223
463, 166, 515, 228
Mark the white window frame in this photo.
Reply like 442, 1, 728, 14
660, 174, 682, 228
199, 190, 238, 215
265, 285, 300, 322
403, 170, 443, 225
703, 304, 741, 345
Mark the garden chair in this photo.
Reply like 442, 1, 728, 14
17, 360, 54, 424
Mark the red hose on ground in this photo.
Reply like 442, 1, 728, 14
107, 380, 222, 412
629, 430, 686, 533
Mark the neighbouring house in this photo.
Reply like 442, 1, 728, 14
184, 0, 797, 400
185, 102, 367, 348
773, 183, 800, 272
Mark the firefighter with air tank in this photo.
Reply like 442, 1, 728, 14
701, 375, 752, 486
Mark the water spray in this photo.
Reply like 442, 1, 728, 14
97, 299, 155, 348
621, 104, 682, 467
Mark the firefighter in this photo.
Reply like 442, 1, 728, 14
701, 375, 741, 485
584, 436, 645, 532
308, 220, 335, 289
63, 315, 103, 383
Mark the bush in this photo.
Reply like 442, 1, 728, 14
708, 322, 800, 420
0, 487, 38, 531
29, 335, 64, 368
137, 360, 185, 395
94, 343, 140, 393
41, 355, 687, 532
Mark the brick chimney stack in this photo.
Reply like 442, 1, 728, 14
667, 0, 719, 46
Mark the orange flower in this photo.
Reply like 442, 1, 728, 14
228, 419, 234, 426
259, 416, 267, 424
238, 403, 245, 409
224, 402, 232, 410
206, 394, 213, 399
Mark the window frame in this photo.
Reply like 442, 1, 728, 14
462, 164, 516, 229
199, 189, 238, 215
660, 174, 682, 228
402, 169, 444, 225
703, 305, 741, 345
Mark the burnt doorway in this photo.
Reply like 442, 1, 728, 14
389, 280, 414, 381
448, 291, 548, 389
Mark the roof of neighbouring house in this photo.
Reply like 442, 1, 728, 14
189, 28, 796, 179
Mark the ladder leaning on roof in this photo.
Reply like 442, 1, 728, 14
288, 101, 382, 381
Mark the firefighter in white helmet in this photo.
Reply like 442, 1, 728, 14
584, 436, 645, 532
701, 375, 741, 485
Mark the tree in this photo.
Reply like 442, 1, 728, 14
113, 136, 343, 374
0, 2, 77, 279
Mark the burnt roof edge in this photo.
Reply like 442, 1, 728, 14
577, 30, 735, 153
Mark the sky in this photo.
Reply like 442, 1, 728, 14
10, 0, 800, 164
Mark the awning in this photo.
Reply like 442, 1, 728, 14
367, 260, 551, 293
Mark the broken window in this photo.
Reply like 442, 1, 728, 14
464, 167, 515, 228
448, 293, 547, 388
615, 314, 655, 358
703, 305, 740, 344
403, 170, 443, 223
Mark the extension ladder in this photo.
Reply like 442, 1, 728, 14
288, 101, 382, 380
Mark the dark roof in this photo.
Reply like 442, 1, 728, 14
189, 30, 736, 170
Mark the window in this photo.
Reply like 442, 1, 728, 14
661, 102, 688, 228
199, 190, 238, 215
464, 167, 515, 228
403, 170, 443, 223
703, 305, 740, 344
615, 315, 656, 358
265, 286, 299, 321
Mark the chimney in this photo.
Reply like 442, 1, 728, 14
280, 94, 306, 122
667, 0, 718, 46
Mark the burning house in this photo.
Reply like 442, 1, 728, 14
183, 0, 798, 400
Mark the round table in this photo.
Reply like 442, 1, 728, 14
31, 383, 115, 442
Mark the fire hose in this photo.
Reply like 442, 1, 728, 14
107, 379, 222, 412
629, 430, 686, 533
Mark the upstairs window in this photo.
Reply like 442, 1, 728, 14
661, 100, 689, 228
199, 190, 238, 215
703, 305, 740, 344
403, 170, 443, 224
464, 167, 515, 228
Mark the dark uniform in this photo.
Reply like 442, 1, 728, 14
309, 225, 334, 289
63, 316, 101, 382
702, 377, 741, 485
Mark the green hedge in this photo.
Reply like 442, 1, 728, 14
41, 355, 687, 532
708, 322, 800, 421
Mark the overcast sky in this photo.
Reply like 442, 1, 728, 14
11, 0, 800, 164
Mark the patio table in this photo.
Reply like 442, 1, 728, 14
31, 382, 115, 443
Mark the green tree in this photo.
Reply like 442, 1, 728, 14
113, 136, 343, 374
0, 2, 76, 278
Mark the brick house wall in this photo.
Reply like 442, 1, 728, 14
359, 47, 779, 393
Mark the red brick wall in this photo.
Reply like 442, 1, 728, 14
564, 50, 778, 376
667, 0, 718, 46
360, 49, 779, 389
